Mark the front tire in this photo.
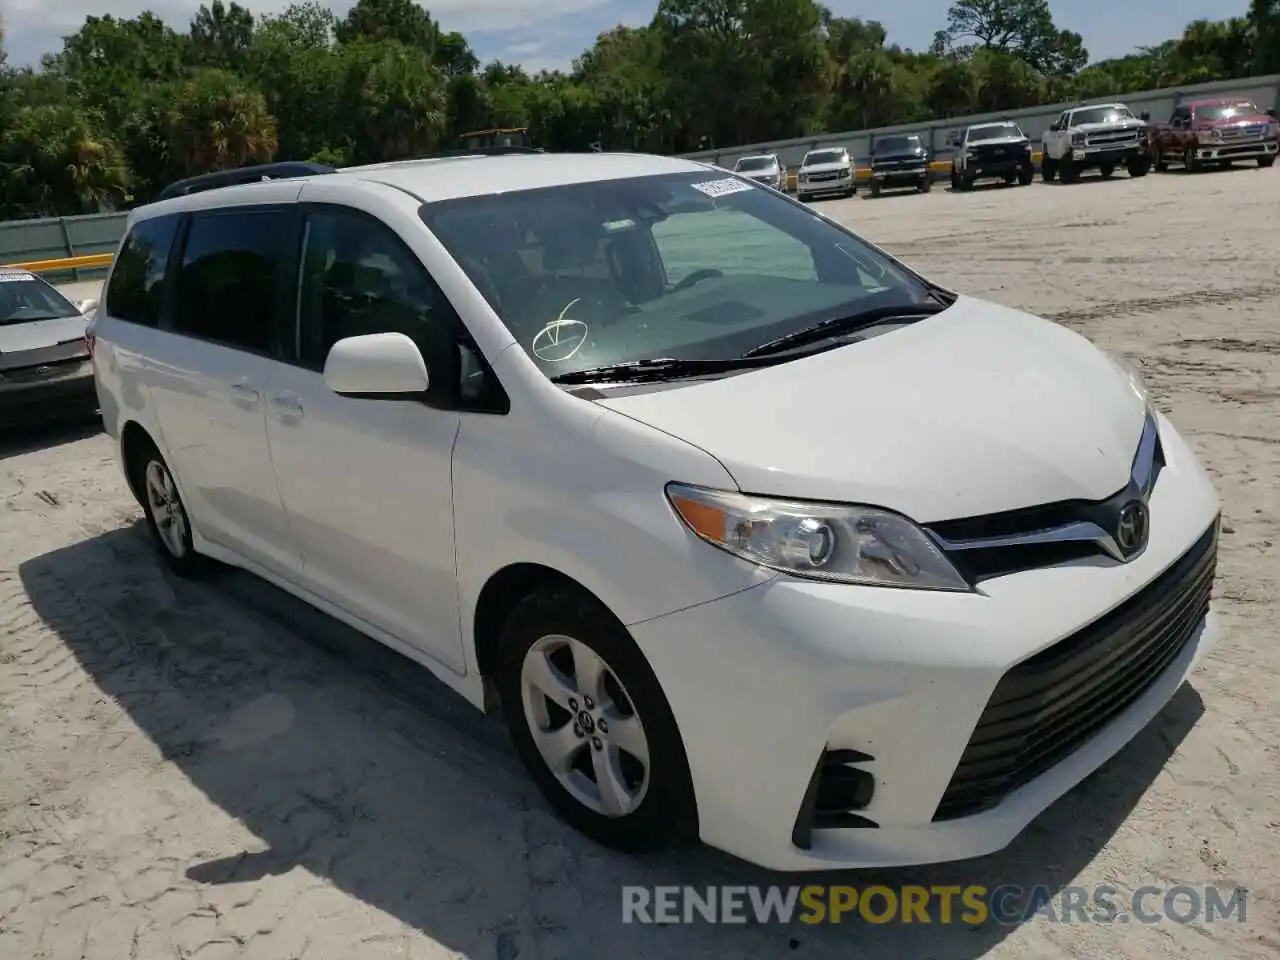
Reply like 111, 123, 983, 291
919, 176, 932, 193
870, 181, 881, 198
1018, 165, 1034, 186
1099, 164, 1115, 179
132, 444, 204, 578
1183, 147, 1200, 173
1041, 155, 1058, 182
1059, 159, 1081, 183
496, 586, 697, 851
1260, 155, 1276, 168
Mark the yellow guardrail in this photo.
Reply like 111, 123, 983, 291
0, 252, 115, 273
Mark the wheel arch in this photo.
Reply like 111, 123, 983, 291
119, 420, 158, 508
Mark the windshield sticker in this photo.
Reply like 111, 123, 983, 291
0, 272, 36, 282
532, 298, 590, 362
690, 177, 755, 199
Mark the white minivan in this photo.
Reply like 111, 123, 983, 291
89, 153, 1221, 872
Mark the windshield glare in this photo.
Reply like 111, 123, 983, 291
0, 275, 81, 325
969, 124, 1020, 141
421, 172, 932, 380
735, 157, 774, 171
1071, 107, 1134, 126
877, 136, 920, 153
1195, 102, 1262, 121
804, 150, 845, 165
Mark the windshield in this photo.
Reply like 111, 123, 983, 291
876, 136, 921, 153
804, 150, 845, 166
0, 273, 81, 325
1070, 106, 1134, 126
968, 124, 1021, 142
420, 171, 933, 380
734, 157, 774, 172
1194, 101, 1263, 121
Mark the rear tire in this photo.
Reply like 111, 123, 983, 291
1099, 164, 1115, 179
798, 192, 811, 202
1127, 155, 1151, 177
496, 586, 698, 852
869, 181, 880, 198
1041, 156, 1058, 182
130, 442, 205, 578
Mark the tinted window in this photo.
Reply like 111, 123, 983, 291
172, 210, 290, 352
104, 215, 179, 327
297, 210, 459, 377
968, 123, 1021, 141
876, 136, 920, 152
805, 150, 845, 165
1070, 106, 1134, 126
1194, 101, 1262, 121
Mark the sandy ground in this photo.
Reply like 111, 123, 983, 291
4, 166, 1279, 959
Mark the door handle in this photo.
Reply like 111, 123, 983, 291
271, 393, 304, 418
229, 379, 260, 406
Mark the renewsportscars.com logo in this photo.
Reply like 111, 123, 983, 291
621, 884, 1249, 926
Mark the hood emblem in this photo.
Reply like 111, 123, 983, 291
1114, 500, 1149, 557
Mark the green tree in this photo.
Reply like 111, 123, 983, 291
190, 1, 257, 69
342, 40, 447, 162
0, 105, 129, 217
165, 68, 278, 175
945, 0, 1087, 75
336, 0, 438, 49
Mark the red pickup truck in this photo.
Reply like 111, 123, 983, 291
1150, 98, 1279, 172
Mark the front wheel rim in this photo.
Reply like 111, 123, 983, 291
144, 460, 188, 558
520, 634, 651, 818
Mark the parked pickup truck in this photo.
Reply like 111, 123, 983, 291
947, 122, 1035, 190
1041, 102, 1152, 182
1150, 98, 1279, 172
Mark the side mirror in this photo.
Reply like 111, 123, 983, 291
324, 332, 430, 397
1140, 111, 1150, 121
1268, 108, 1277, 119
78, 298, 99, 316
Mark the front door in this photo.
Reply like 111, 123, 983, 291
263, 205, 465, 673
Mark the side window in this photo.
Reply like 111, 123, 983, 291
172, 209, 290, 353
296, 209, 460, 382
104, 215, 180, 327
651, 209, 817, 285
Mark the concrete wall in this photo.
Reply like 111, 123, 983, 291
678, 74, 1280, 172
0, 212, 128, 283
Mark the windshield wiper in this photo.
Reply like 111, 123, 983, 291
551, 356, 776, 385
741, 301, 949, 358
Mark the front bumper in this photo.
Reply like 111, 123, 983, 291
1194, 139, 1279, 161
631, 413, 1221, 871
798, 175, 855, 195
871, 166, 930, 186
963, 155, 1032, 178
0, 363, 97, 425
1067, 143, 1145, 166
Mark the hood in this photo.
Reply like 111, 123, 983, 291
1197, 113, 1271, 129
969, 136, 1027, 148
594, 295, 1146, 524
0, 316, 88, 355
800, 161, 850, 174
1073, 120, 1143, 134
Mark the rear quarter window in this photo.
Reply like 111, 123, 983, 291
104, 215, 181, 327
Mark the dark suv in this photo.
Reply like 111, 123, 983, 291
869, 135, 933, 196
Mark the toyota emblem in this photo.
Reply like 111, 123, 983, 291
1115, 500, 1149, 555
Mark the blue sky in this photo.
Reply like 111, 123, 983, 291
1, 0, 1251, 74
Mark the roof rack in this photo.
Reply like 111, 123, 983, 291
421, 146, 545, 159
155, 161, 337, 202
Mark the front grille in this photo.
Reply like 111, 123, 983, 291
933, 519, 1218, 822
1086, 129, 1139, 147
0, 356, 85, 384
807, 172, 840, 182
1220, 124, 1266, 141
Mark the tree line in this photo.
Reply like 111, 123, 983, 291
0, 0, 1277, 220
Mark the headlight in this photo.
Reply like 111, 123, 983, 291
665, 483, 971, 591
1267, 121, 1279, 137
1205, 129, 1223, 142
